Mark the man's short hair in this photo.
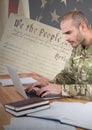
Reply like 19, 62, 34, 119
61, 10, 89, 28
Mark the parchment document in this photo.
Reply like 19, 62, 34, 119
0, 13, 72, 79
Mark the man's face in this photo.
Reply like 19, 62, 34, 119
60, 19, 84, 47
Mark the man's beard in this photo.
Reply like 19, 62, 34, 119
77, 32, 85, 47
80, 39, 86, 47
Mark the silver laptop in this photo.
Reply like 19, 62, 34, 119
6, 64, 38, 99
6, 65, 62, 100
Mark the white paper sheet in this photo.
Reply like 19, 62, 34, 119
4, 117, 75, 130
27, 101, 92, 130
0, 77, 37, 86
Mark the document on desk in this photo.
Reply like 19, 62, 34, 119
27, 101, 92, 130
0, 77, 37, 86
4, 117, 75, 130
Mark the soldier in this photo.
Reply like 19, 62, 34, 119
27, 10, 92, 100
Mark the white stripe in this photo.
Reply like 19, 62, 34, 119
18, 0, 30, 18
0, 0, 9, 39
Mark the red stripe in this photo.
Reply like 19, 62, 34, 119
8, 0, 19, 16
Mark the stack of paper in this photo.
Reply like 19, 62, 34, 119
4, 117, 76, 130
27, 102, 92, 130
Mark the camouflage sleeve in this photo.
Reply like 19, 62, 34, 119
62, 84, 92, 101
50, 64, 92, 100
51, 68, 75, 85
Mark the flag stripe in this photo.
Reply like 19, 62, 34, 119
8, 0, 19, 16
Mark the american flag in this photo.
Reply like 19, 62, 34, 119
29, 0, 92, 28
0, 0, 92, 39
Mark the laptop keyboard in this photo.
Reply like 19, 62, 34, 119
25, 89, 39, 98
25, 88, 62, 99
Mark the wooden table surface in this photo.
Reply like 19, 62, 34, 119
0, 73, 88, 130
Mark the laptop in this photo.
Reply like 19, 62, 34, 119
6, 64, 39, 99
6, 65, 62, 100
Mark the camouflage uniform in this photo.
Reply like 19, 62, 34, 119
52, 44, 92, 100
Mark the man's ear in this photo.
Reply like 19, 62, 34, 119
79, 22, 88, 32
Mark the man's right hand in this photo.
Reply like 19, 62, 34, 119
25, 80, 49, 93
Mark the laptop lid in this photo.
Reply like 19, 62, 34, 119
6, 65, 28, 99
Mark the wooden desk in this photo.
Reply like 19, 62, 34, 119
0, 73, 88, 130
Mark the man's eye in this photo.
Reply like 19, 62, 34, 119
65, 31, 71, 34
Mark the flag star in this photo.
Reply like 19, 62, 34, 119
50, 9, 60, 23
76, 0, 80, 2
76, 0, 83, 3
36, 15, 43, 22
61, 0, 67, 6
41, 0, 47, 8
74, 8, 77, 11
89, 8, 92, 12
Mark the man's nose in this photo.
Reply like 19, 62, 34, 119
65, 35, 70, 42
